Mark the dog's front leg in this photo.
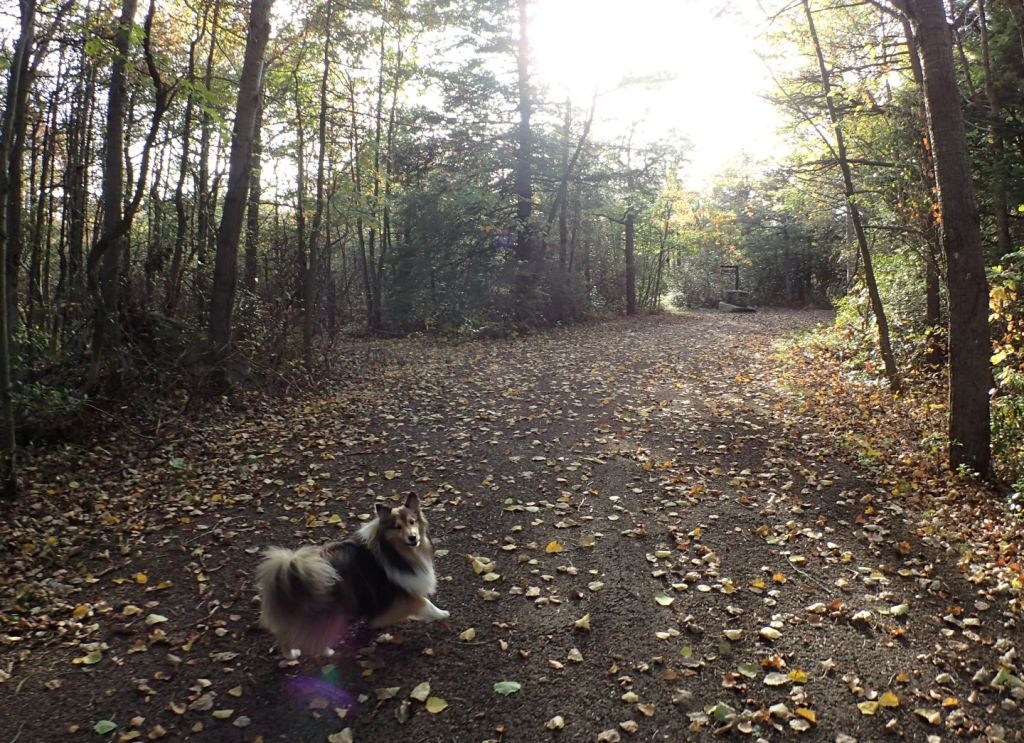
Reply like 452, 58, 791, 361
415, 598, 449, 622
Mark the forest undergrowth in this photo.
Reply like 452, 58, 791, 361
772, 324, 1024, 613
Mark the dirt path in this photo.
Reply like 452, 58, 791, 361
2, 311, 1021, 742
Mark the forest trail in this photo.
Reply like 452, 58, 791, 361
1, 311, 1021, 742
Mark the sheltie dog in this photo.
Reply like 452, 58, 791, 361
256, 493, 449, 658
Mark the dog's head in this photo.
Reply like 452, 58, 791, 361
375, 493, 427, 550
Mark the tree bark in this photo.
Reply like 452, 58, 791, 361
513, 0, 534, 313
803, 0, 900, 389
978, 0, 1011, 256
208, 0, 273, 352
625, 209, 637, 315
165, 13, 201, 317
901, 15, 945, 365
904, 0, 992, 474
302, 0, 334, 363
0, 0, 35, 497
243, 88, 264, 294
86, 0, 138, 389
195, 0, 221, 319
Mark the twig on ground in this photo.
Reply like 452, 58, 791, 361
7, 722, 25, 743
790, 563, 835, 594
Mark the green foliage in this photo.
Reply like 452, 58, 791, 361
386, 174, 508, 333
989, 250, 1024, 493
11, 381, 88, 443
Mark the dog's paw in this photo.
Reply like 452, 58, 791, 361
437, 609, 450, 620
285, 648, 301, 660
323, 647, 336, 658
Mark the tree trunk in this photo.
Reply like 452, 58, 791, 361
625, 209, 637, 315
513, 0, 534, 312
302, 0, 334, 364
87, 0, 137, 389
195, 0, 221, 319
0, 0, 35, 497
4, 0, 37, 341
901, 15, 945, 366
978, 0, 1012, 256
243, 88, 264, 294
208, 0, 273, 352
653, 202, 671, 310
803, 0, 900, 389
28, 93, 56, 330
904, 0, 992, 474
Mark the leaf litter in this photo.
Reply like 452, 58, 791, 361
0, 311, 1021, 741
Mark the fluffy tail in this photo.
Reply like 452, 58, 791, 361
256, 546, 338, 639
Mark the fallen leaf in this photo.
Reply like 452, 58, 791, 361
857, 701, 879, 715
879, 690, 900, 708
546, 715, 565, 730
915, 708, 942, 725
93, 720, 117, 735
494, 680, 522, 696
425, 696, 448, 714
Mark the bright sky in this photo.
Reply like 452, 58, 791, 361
530, 0, 785, 187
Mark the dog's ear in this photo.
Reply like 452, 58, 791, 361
404, 492, 420, 512
374, 502, 391, 520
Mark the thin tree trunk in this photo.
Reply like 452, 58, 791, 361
365, 12, 389, 332
803, 0, 900, 389
375, 30, 402, 332
903, 0, 992, 474
901, 15, 945, 365
195, 0, 221, 320
86, 0, 138, 389
347, 77, 372, 328
513, 0, 534, 313
4, 1, 34, 340
28, 93, 56, 330
625, 209, 636, 315
208, 0, 273, 352
303, 0, 334, 362
86, 0, 171, 385
653, 202, 671, 310
0, 0, 35, 497
978, 0, 1011, 256
243, 88, 264, 294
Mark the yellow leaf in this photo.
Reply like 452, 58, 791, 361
795, 708, 817, 724
788, 669, 809, 684
72, 604, 91, 620
858, 701, 879, 715
134, 573, 148, 585
425, 696, 448, 714
574, 613, 592, 631
545, 540, 565, 554
879, 690, 900, 708
458, 628, 477, 642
